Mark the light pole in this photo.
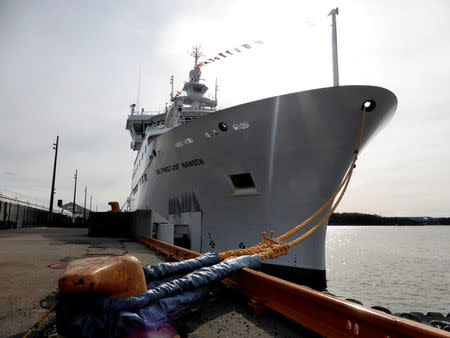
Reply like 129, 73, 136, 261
83, 186, 87, 219
48, 136, 59, 224
328, 7, 340, 87
72, 170, 78, 220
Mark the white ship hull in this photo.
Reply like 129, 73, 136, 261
129, 85, 397, 287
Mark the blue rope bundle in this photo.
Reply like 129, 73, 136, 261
57, 253, 261, 337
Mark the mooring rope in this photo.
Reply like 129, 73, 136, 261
23, 300, 59, 338
219, 107, 366, 261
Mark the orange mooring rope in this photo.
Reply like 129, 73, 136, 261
23, 300, 59, 338
219, 107, 366, 261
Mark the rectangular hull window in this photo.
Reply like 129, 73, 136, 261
229, 173, 259, 196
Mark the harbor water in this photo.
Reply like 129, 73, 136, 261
326, 225, 450, 314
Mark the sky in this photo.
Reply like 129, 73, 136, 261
0, 0, 449, 216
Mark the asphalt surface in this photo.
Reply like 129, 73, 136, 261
0, 227, 318, 337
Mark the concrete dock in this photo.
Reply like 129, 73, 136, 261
0, 227, 317, 337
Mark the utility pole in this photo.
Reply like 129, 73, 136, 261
328, 7, 339, 87
83, 186, 87, 219
48, 136, 59, 224
72, 170, 77, 220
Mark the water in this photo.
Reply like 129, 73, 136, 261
326, 226, 450, 314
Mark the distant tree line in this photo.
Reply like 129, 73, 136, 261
328, 212, 450, 225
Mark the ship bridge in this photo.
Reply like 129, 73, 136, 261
178, 67, 217, 111
164, 65, 217, 127
126, 108, 166, 151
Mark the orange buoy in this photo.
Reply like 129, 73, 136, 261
58, 255, 147, 299
108, 201, 120, 212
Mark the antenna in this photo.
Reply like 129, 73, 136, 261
189, 46, 204, 67
215, 78, 218, 102
170, 75, 174, 99
328, 7, 339, 86
136, 65, 142, 113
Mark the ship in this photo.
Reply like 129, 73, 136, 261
125, 9, 397, 288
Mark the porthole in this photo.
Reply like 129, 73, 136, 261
232, 121, 250, 131
205, 130, 218, 138
218, 122, 228, 131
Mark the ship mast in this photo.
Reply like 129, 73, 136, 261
215, 78, 218, 102
328, 7, 339, 87
189, 46, 204, 67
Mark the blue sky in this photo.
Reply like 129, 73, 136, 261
1, 0, 449, 216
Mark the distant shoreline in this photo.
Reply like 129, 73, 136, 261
327, 224, 449, 226
328, 212, 450, 226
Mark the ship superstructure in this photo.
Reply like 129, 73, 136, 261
126, 47, 218, 207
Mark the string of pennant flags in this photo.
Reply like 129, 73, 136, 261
196, 40, 263, 68
171, 40, 264, 98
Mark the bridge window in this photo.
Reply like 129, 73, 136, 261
193, 86, 202, 93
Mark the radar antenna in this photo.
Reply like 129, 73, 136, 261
189, 46, 204, 67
